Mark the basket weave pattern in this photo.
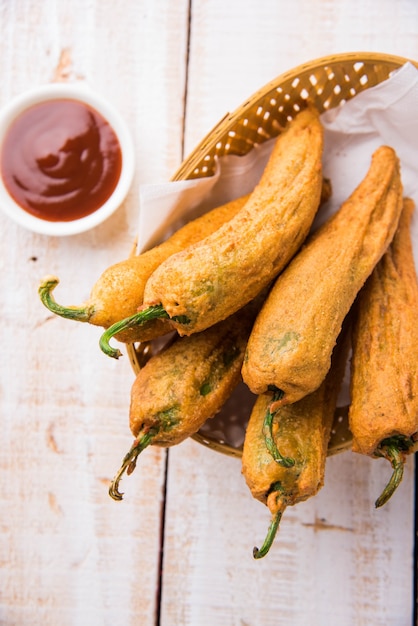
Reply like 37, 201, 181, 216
173, 52, 416, 181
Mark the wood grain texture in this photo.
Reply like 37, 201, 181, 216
162, 440, 414, 626
0, 1, 189, 625
0, 1, 417, 625
184, 0, 418, 153
163, 0, 418, 625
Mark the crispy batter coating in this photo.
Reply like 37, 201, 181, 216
129, 297, 263, 446
349, 198, 418, 456
242, 145, 403, 405
89, 194, 249, 342
242, 321, 350, 511
143, 106, 324, 335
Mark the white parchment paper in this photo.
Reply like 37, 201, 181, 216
138, 62, 418, 261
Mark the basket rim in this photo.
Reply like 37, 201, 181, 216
129, 50, 418, 459
172, 50, 418, 182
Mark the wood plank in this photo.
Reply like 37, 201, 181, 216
161, 1, 418, 624
184, 0, 418, 155
0, 1, 189, 625
162, 440, 414, 626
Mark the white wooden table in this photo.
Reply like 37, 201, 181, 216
1, 2, 417, 625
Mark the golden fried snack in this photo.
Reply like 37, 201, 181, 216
242, 145, 403, 408
108, 295, 265, 500
38, 193, 248, 343
349, 197, 418, 507
100, 106, 324, 357
242, 320, 350, 558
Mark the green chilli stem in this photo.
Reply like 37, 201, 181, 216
253, 510, 282, 559
374, 436, 413, 508
99, 305, 170, 359
263, 389, 295, 468
109, 429, 157, 501
38, 275, 93, 321
253, 483, 285, 559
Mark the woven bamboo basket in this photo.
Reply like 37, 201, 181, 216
127, 51, 418, 459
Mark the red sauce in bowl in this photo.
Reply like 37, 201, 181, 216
0, 99, 122, 222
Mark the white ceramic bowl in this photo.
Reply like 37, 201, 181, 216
0, 82, 135, 236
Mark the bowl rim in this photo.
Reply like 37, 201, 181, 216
0, 81, 135, 236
